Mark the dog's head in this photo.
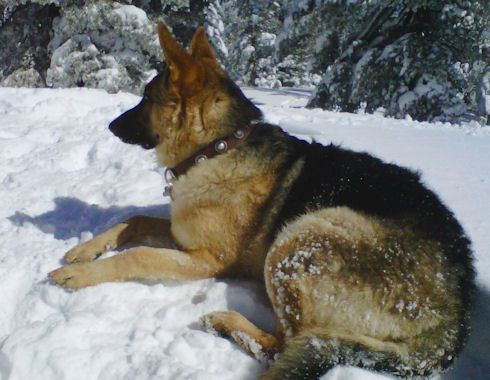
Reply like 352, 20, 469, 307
109, 23, 262, 168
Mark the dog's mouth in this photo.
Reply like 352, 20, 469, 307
110, 122, 159, 150
141, 139, 158, 150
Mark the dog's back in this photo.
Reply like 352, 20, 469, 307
218, 122, 474, 378
242, 125, 474, 378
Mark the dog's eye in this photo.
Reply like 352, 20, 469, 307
165, 99, 179, 108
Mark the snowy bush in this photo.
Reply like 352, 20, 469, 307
0, 0, 227, 94
46, 34, 133, 93
1, 67, 43, 88
46, 2, 160, 94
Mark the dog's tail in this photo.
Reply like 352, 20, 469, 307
260, 329, 412, 380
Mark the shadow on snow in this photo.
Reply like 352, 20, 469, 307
8, 196, 170, 240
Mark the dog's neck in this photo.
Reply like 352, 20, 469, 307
163, 125, 254, 197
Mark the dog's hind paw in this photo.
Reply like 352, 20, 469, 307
200, 311, 279, 361
200, 311, 238, 337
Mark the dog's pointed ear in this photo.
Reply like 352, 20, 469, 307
157, 22, 201, 85
189, 27, 217, 63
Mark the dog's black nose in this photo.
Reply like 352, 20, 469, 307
108, 117, 123, 137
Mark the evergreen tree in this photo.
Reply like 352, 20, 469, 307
1, 0, 487, 123
0, 1, 60, 87
274, 0, 370, 88
307, 0, 489, 124
222, 0, 282, 86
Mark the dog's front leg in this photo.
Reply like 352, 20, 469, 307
50, 247, 226, 289
64, 216, 173, 263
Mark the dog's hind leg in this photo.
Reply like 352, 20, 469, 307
64, 216, 173, 263
260, 331, 406, 380
261, 206, 462, 378
200, 311, 281, 361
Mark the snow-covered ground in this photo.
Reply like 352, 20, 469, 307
0, 86, 488, 380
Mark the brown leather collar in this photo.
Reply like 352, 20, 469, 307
163, 125, 254, 196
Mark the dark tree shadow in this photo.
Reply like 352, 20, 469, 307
8, 197, 170, 240
244, 87, 311, 107
443, 284, 490, 379
247, 87, 312, 98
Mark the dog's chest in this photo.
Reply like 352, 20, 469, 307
168, 155, 279, 265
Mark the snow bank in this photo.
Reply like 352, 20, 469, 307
0, 87, 488, 379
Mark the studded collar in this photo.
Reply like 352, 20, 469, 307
163, 125, 254, 197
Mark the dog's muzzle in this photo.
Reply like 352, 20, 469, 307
109, 102, 159, 150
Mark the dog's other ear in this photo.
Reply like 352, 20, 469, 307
157, 22, 203, 89
189, 27, 218, 64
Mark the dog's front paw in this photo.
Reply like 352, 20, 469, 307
49, 262, 102, 289
64, 241, 107, 263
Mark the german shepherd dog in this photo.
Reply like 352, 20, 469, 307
50, 23, 474, 379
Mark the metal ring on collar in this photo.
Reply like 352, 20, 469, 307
164, 168, 177, 184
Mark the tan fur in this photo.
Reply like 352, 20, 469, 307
49, 22, 466, 378
264, 207, 461, 369
200, 311, 280, 361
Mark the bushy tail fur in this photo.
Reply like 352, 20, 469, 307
260, 330, 411, 380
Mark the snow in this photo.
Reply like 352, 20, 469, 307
0, 86, 489, 380
113, 5, 149, 28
